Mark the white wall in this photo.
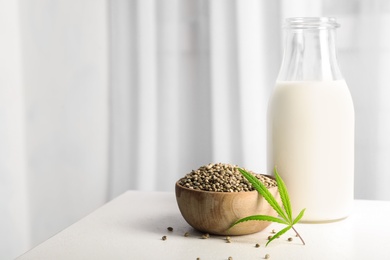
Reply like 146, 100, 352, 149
0, 0, 29, 257
19, 0, 110, 245
1, 1, 109, 258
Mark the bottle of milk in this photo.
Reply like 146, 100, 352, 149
267, 17, 354, 222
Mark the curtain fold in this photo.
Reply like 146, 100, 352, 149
209, 0, 242, 164
155, 0, 181, 191
134, 0, 158, 190
236, 0, 281, 171
109, 0, 280, 197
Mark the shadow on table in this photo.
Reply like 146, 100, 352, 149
126, 211, 203, 237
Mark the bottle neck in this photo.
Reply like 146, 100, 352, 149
277, 22, 343, 81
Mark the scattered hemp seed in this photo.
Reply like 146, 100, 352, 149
268, 235, 272, 240
265, 254, 270, 259
228, 257, 233, 260
271, 229, 276, 234
226, 236, 231, 243
162, 236, 167, 241
196, 258, 200, 260
255, 243, 260, 248
288, 237, 293, 242
167, 227, 173, 231
201, 233, 210, 239
184, 232, 190, 237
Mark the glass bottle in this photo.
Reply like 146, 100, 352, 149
267, 17, 354, 222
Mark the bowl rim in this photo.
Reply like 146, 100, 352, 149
175, 174, 276, 195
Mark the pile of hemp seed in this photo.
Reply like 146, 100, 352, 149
178, 163, 276, 192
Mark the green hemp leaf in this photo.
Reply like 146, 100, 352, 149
232, 167, 306, 246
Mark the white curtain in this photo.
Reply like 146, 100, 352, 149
2, 0, 390, 258
108, 0, 280, 195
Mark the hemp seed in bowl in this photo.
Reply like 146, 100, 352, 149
175, 163, 281, 235
178, 163, 276, 192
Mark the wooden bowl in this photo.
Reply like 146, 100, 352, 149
175, 180, 280, 235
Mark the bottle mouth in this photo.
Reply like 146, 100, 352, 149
284, 17, 340, 29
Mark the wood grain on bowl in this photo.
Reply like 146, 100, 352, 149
175, 181, 281, 235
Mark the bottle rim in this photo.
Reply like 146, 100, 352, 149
284, 17, 340, 29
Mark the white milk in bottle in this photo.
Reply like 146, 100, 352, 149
267, 18, 354, 222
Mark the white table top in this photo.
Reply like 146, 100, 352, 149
17, 191, 390, 260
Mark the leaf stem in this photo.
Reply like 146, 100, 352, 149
292, 226, 305, 245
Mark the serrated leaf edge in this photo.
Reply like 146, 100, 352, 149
293, 208, 306, 225
238, 168, 289, 221
232, 215, 289, 227
274, 167, 293, 223
234, 167, 306, 246
266, 225, 292, 246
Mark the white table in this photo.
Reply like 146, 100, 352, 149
17, 191, 390, 260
